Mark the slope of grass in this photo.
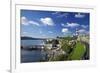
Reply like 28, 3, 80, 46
68, 42, 86, 60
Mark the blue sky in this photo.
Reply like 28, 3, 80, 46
21, 10, 89, 38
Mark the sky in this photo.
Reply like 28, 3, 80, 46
21, 10, 89, 38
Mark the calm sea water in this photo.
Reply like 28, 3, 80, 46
21, 40, 45, 47
21, 40, 47, 63
21, 50, 47, 63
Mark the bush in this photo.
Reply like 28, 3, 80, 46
51, 54, 68, 61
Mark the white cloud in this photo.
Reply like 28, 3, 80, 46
78, 29, 86, 33
75, 13, 85, 18
52, 12, 68, 18
48, 31, 53, 33
21, 16, 40, 26
67, 23, 79, 27
78, 29, 89, 34
21, 31, 29, 36
28, 21, 39, 26
52, 12, 60, 15
62, 28, 69, 33
22, 31, 27, 34
39, 30, 42, 34
21, 16, 29, 25
61, 23, 65, 26
57, 13, 68, 18
40, 17, 54, 26
61, 22, 80, 28
81, 25, 88, 28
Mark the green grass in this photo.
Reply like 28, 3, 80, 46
68, 42, 86, 60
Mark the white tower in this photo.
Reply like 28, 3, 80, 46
75, 28, 79, 37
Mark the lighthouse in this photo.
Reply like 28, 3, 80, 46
75, 28, 82, 41
75, 28, 79, 37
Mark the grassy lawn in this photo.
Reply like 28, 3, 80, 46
68, 42, 86, 60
